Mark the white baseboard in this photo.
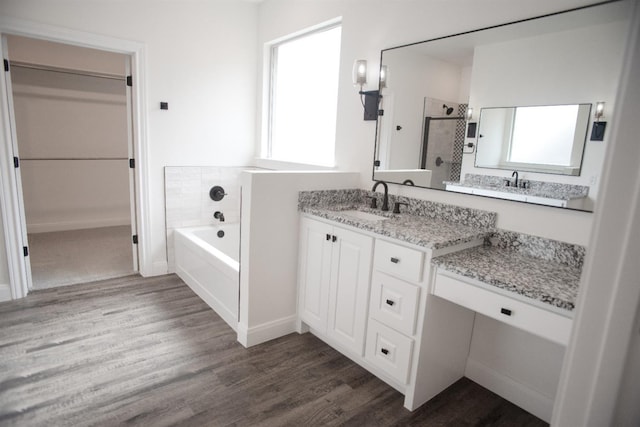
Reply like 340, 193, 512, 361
151, 260, 169, 276
465, 358, 554, 423
236, 315, 298, 348
27, 217, 130, 234
0, 284, 12, 302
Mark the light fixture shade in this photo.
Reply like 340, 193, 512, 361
466, 107, 473, 120
379, 65, 388, 89
353, 59, 367, 86
594, 101, 605, 120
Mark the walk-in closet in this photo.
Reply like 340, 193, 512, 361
6, 35, 137, 289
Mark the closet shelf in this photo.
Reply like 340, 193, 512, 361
20, 157, 129, 161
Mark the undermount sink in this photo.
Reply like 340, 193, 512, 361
340, 210, 389, 222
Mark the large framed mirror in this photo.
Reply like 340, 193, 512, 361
373, 0, 631, 212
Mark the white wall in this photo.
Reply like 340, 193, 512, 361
461, 20, 629, 209
0, 0, 258, 275
238, 170, 359, 347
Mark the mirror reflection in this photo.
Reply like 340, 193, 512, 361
475, 104, 591, 176
373, 0, 631, 212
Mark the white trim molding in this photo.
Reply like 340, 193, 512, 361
236, 315, 298, 348
0, 16, 152, 297
465, 358, 553, 423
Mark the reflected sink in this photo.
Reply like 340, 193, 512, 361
340, 210, 389, 221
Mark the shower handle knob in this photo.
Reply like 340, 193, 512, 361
209, 185, 227, 201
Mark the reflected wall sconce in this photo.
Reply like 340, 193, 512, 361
591, 101, 606, 141
379, 65, 388, 89
353, 59, 382, 121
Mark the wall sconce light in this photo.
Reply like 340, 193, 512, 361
353, 59, 381, 121
594, 101, 605, 121
352, 59, 367, 88
591, 101, 606, 141
379, 65, 388, 89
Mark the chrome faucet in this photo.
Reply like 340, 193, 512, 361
372, 180, 389, 211
512, 171, 519, 188
214, 211, 225, 222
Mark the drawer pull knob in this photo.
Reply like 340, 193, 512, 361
326, 233, 331, 241
390, 257, 399, 264
381, 348, 389, 355
332, 235, 337, 242
500, 308, 512, 316
386, 299, 395, 306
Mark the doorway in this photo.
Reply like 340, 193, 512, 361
5, 35, 138, 290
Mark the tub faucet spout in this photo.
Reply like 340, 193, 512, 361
214, 211, 225, 222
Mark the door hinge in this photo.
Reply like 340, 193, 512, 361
126, 75, 132, 87
4, 59, 9, 72
378, 109, 384, 116
374, 160, 381, 167
23, 246, 29, 257
132, 235, 138, 244
13, 157, 19, 168
129, 158, 135, 168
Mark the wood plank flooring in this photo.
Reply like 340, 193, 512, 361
0, 274, 547, 426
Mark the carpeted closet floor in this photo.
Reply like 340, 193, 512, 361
27, 225, 134, 289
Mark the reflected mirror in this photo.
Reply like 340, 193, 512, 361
373, 0, 631, 212
475, 104, 591, 176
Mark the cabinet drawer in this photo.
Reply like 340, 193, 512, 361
374, 240, 424, 282
365, 319, 414, 384
433, 272, 572, 345
370, 271, 420, 336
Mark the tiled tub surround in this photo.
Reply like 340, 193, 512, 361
432, 230, 585, 311
445, 174, 590, 201
165, 166, 254, 270
298, 189, 497, 250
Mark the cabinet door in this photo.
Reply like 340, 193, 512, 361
326, 226, 373, 355
298, 217, 333, 332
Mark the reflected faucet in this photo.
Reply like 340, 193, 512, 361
372, 180, 389, 211
512, 171, 519, 188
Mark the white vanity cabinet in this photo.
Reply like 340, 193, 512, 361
298, 216, 373, 356
297, 214, 482, 411
365, 241, 424, 384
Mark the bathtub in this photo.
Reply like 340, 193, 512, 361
174, 224, 239, 331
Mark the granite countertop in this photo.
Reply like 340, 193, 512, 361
300, 204, 493, 250
443, 180, 587, 201
432, 245, 581, 311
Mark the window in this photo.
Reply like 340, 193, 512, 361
508, 105, 580, 166
266, 23, 342, 166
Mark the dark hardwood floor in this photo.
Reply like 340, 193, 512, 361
0, 274, 547, 426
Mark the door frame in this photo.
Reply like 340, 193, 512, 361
0, 17, 151, 299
